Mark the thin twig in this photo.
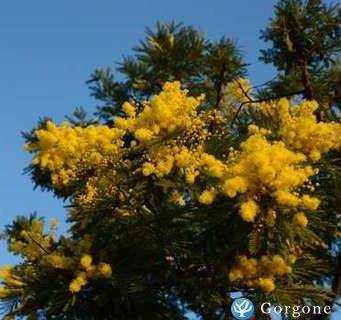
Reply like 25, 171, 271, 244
231, 88, 304, 124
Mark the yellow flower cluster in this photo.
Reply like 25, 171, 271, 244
115, 81, 205, 143
41, 253, 72, 269
22, 79, 341, 300
222, 132, 318, 221
0, 266, 24, 299
128, 108, 322, 226
69, 255, 112, 293
229, 255, 295, 293
142, 145, 178, 178
69, 272, 88, 294
27, 121, 124, 188
142, 144, 227, 183
27, 82, 332, 228
140, 116, 323, 225
260, 99, 341, 161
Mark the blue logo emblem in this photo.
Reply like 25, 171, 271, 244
231, 298, 254, 319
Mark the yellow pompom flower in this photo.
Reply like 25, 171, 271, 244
69, 272, 88, 293
200, 153, 226, 178
44, 253, 70, 269
27, 121, 124, 189
98, 263, 112, 278
198, 189, 216, 205
0, 266, 12, 281
310, 150, 321, 162
185, 170, 198, 184
228, 269, 244, 282
274, 190, 301, 207
239, 200, 259, 222
69, 280, 82, 293
134, 128, 154, 143
301, 195, 320, 210
122, 102, 136, 117
272, 255, 292, 275
80, 255, 93, 270
142, 162, 155, 176
229, 254, 294, 293
294, 212, 308, 227
222, 176, 248, 198
257, 278, 275, 293
0, 287, 11, 299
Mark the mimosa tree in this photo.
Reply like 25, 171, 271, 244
1, 1, 340, 319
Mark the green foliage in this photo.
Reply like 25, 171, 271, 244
259, 0, 341, 111
88, 22, 246, 123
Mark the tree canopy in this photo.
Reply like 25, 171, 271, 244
1, 1, 341, 319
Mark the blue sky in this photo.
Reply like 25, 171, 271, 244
1, 1, 338, 318
0, 0, 277, 263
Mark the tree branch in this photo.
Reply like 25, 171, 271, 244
231, 89, 304, 124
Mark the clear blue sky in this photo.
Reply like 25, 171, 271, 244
1, 1, 338, 318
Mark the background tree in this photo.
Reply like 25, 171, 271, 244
259, 0, 341, 115
258, 1, 341, 318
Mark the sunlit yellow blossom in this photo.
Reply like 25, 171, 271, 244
80, 255, 93, 270
301, 195, 320, 210
239, 200, 259, 222
0, 287, 11, 298
43, 253, 71, 269
135, 128, 154, 143
122, 102, 136, 117
198, 189, 216, 205
98, 263, 112, 278
0, 266, 24, 288
229, 255, 294, 293
287, 255, 297, 264
114, 81, 204, 142
27, 121, 124, 188
228, 269, 244, 282
222, 176, 248, 198
185, 170, 198, 184
219, 133, 315, 216
200, 153, 226, 178
257, 278, 275, 293
69, 274, 87, 293
258, 98, 341, 160
275, 190, 301, 207
272, 255, 292, 275
142, 162, 155, 176
294, 212, 308, 227
69, 281, 82, 293
310, 150, 321, 162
